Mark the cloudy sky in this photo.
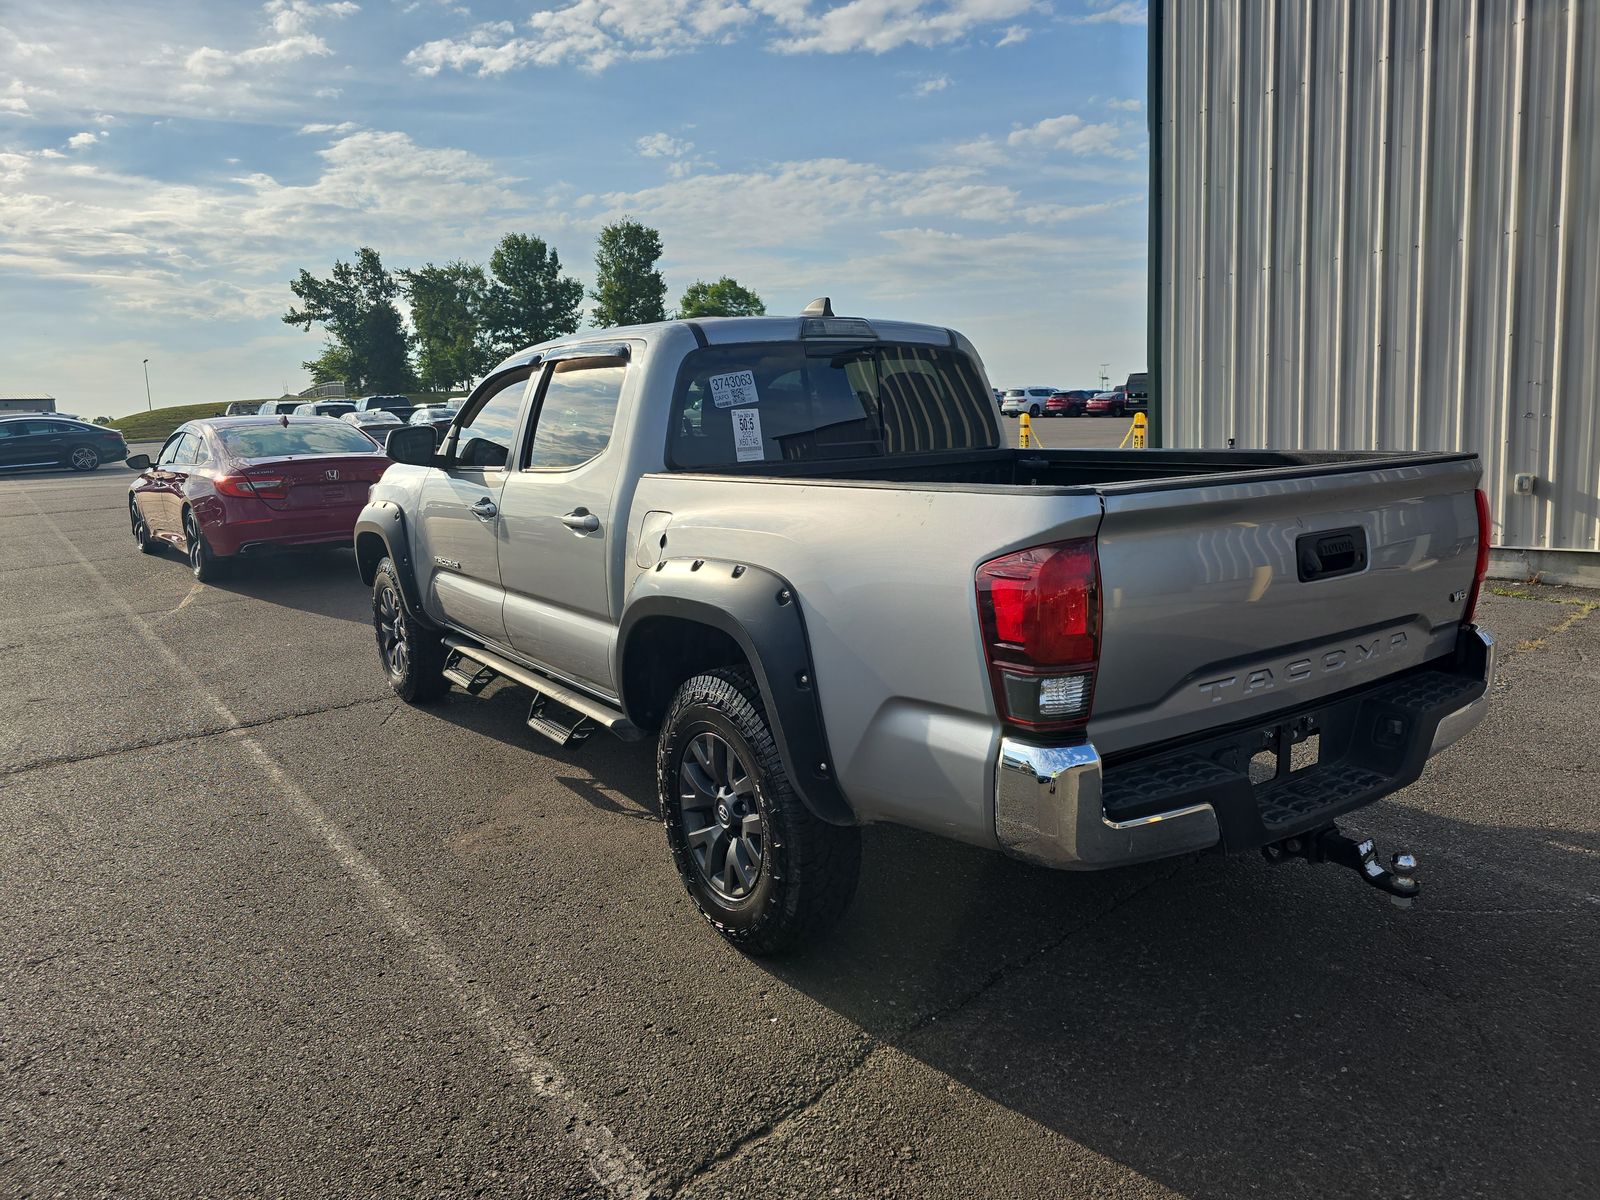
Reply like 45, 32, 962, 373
0, 0, 1148, 417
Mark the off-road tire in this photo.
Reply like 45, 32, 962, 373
130, 499, 159, 555
659, 667, 861, 955
372, 558, 448, 704
183, 508, 230, 583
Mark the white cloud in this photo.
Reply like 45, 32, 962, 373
66, 131, 104, 149
636, 131, 693, 158
914, 74, 951, 96
1073, 0, 1146, 25
953, 112, 1143, 164
1106, 96, 1142, 111
408, 0, 1043, 73
995, 24, 1029, 46
183, 0, 357, 80
300, 120, 361, 134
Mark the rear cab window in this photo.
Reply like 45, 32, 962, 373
668, 342, 997, 469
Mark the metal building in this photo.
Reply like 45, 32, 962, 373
1152, 0, 1600, 581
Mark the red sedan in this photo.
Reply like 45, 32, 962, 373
126, 416, 391, 581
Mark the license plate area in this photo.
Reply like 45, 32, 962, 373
319, 484, 348, 503
1247, 716, 1321, 788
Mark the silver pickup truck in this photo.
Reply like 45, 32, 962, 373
354, 304, 1495, 953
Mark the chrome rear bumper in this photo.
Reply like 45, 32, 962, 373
994, 627, 1496, 870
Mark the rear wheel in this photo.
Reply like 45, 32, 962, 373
1113, 403, 1126, 418
130, 499, 158, 555
373, 558, 447, 703
183, 508, 230, 583
659, 667, 861, 955
68, 445, 100, 472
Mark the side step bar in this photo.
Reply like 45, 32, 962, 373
441, 637, 644, 743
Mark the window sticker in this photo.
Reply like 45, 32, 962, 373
732, 407, 765, 462
710, 370, 760, 409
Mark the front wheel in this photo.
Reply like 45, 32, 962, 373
183, 508, 229, 582
372, 559, 448, 703
659, 667, 861, 955
1028, 405, 1041, 418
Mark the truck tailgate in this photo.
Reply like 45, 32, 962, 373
1089, 456, 1481, 757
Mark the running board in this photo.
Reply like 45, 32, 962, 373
441, 637, 643, 742
527, 695, 594, 748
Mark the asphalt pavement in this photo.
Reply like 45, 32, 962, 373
2, 461, 1597, 1199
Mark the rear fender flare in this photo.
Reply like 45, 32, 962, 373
354, 502, 432, 626
618, 559, 854, 826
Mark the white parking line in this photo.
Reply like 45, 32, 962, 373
21, 493, 657, 1200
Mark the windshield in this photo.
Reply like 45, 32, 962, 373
217, 422, 382, 458
669, 342, 997, 469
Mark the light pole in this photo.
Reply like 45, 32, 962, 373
142, 358, 152, 412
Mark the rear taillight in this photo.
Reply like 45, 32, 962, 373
976, 537, 1101, 731
214, 475, 286, 499
1463, 488, 1492, 624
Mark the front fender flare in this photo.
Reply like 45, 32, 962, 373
618, 559, 854, 826
354, 501, 432, 626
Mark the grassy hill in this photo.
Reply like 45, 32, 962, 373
110, 392, 470, 442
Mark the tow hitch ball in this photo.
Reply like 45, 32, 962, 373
1263, 825, 1420, 908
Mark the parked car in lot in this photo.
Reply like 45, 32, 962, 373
256, 400, 303, 416
354, 305, 1494, 954
126, 416, 390, 581
1123, 371, 1150, 407
0, 414, 127, 473
1000, 387, 1059, 417
224, 401, 260, 416
1045, 389, 1095, 417
352, 394, 416, 422
341, 409, 405, 446
1085, 390, 1131, 418
408, 405, 459, 431
293, 401, 356, 418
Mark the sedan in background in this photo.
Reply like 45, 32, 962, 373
408, 404, 458, 431
0, 415, 128, 473
126, 416, 390, 582
1044, 389, 1095, 417
293, 401, 356, 418
1085, 390, 1131, 418
340, 409, 404, 446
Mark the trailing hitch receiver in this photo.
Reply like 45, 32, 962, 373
1263, 825, 1420, 908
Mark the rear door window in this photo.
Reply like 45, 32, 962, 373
669, 343, 996, 468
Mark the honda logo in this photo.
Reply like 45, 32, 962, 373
323, 468, 340, 481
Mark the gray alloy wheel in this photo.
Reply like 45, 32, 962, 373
69, 445, 100, 471
375, 581, 410, 682
677, 730, 766, 902
183, 509, 226, 581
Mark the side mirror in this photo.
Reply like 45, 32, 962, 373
125, 454, 151, 470
458, 436, 508, 469
384, 423, 439, 465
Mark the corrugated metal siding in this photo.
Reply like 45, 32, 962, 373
1158, 0, 1600, 553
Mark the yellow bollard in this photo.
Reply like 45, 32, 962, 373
1018, 412, 1033, 449
1118, 412, 1149, 450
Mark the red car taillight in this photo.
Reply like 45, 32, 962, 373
214, 475, 286, 499
1463, 488, 1492, 624
976, 537, 1101, 731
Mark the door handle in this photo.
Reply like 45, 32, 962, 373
471, 497, 499, 520
561, 508, 601, 533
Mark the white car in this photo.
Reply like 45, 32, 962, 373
1000, 387, 1059, 418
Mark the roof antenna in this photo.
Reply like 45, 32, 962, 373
801, 297, 834, 317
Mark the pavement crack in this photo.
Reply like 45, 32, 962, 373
0, 694, 391, 780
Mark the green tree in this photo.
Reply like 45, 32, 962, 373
486, 233, 584, 356
401, 260, 494, 392
589, 218, 667, 328
283, 247, 416, 394
677, 276, 766, 318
